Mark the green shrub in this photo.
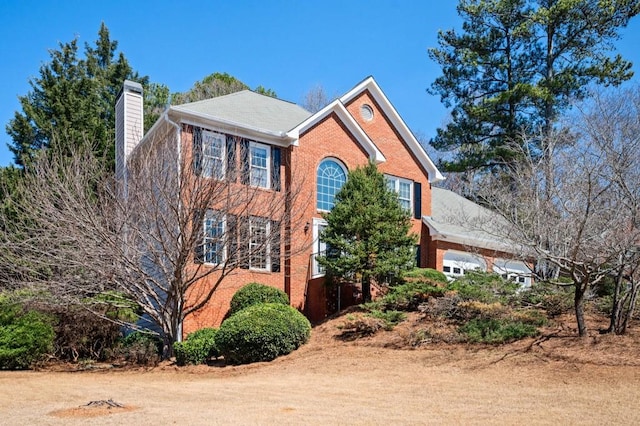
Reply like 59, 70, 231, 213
447, 271, 519, 303
0, 300, 55, 369
367, 309, 406, 329
118, 331, 162, 365
228, 283, 289, 316
403, 268, 448, 284
174, 327, 219, 366
377, 281, 446, 311
336, 314, 385, 339
516, 282, 573, 316
215, 303, 311, 365
459, 318, 538, 344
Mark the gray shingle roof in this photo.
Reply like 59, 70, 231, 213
171, 90, 312, 135
424, 187, 511, 251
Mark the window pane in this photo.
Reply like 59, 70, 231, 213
317, 159, 346, 211
250, 144, 269, 188
202, 132, 225, 179
204, 213, 224, 264
385, 175, 412, 212
249, 217, 268, 270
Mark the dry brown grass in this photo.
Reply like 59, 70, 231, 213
0, 313, 639, 425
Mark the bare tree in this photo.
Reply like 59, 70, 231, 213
477, 87, 640, 336
301, 84, 336, 113
0, 125, 309, 355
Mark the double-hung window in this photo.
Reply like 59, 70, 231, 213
249, 216, 270, 270
386, 175, 413, 212
203, 211, 225, 265
202, 130, 226, 179
250, 142, 270, 188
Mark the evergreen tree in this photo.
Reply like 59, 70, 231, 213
429, 0, 639, 174
6, 23, 167, 169
318, 162, 417, 301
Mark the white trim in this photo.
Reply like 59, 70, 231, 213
339, 77, 445, 183
170, 110, 295, 147
288, 100, 385, 163
311, 218, 328, 278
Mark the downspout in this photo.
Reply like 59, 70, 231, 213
163, 111, 184, 342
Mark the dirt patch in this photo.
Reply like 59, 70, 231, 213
1, 311, 639, 425
49, 400, 138, 418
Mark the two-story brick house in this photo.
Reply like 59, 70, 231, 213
116, 76, 530, 337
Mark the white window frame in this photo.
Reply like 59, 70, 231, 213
203, 211, 226, 265
249, 141, 271, 189
317, 158, 348, 212
493, 259, 533, 288
249, 216, 271, 271
202, 130, 226, 179
311, 218, 328, 278
385, 175, 413, 212
442, 250, 486, 280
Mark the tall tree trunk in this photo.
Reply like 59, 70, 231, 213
362, 275, 371, 303
574, 281, 588, 337
605, 266, 624, 334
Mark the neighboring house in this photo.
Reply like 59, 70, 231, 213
115, 76, 527, 336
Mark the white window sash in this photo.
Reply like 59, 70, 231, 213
249, 142, 270, 188
202, 130, 226, 179
249, 217, 271, 270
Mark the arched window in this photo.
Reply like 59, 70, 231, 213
317, 158, 347, 211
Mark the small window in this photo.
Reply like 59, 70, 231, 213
317, 159, 347, 211
386, 175, 413, 212
360, 104, 374, 121
453, 267, 461, 275
250, 142, 270, 188
443, 266, 451, 273
202, 131, 226, 179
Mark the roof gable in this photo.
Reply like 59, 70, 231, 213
288, 99, 385, 163
339, 77, 444, 183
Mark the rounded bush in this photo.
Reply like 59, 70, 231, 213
228, 283, 289, 316
215, 303, 311, 365
174, 327, 219, 366
0, 308, 55, 370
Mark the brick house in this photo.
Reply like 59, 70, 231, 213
116, 76, 530, 336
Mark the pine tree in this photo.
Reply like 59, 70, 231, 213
429, 0, 639, 174
318, 162, 417, 301
5, 23, 167, 169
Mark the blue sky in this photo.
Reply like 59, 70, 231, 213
0, 0, 638, 167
